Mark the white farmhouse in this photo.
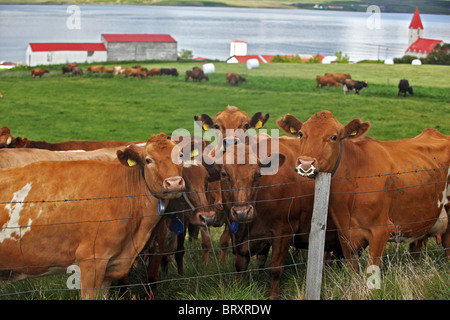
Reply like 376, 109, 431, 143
26, 43, 107, 67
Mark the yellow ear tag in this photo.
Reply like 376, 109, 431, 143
290, 127, 297, 133
190, 149, 199, 157
255, 120, 263, 129
127, 158, 137, 167
202, 123, 210, 131
349, 131, 357, 136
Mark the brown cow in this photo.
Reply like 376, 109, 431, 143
291, 111, 450, 271
148, 68, 161, 76
122, 67, 145, 79
86, 65, 104, 73
316, 75, 340, 88
194, 105, 270, 149
324, 72, 351, 83
0, 127, 13, 148
102, 67, 115, 74
0, 133, 186, 299
226, 72, 246, 86
0, 147, 124, 168
185, 67, 208, 82
62, 63, 78, 74
31, 68, 49, 78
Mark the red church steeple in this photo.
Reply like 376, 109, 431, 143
409, 7, 424, 30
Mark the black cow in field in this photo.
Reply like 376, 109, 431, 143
343, 79, 368, 95
398, 79, 413, 97
160, 68, 179, 76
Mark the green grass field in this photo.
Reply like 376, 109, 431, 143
0, 61, 449, 300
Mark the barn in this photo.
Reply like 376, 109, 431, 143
101, 34, 177, 62
26, 43, 107, 67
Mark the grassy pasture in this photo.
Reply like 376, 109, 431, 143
0, 61, 448, 300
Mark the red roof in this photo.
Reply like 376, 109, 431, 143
409, 8, 424, 29
406, 38, 443, 54
29, 43, 106, 52
101, 34, 176, 43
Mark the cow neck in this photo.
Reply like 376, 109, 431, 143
330, 139, 343, 176
140, 165, 169, 215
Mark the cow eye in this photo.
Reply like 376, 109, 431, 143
213, 124, 220, 130
298, 131, 304, 138
243, 123, 249, 129
331, 135, 337, 141
220, 170, 227, 178
146, 158, 152, 164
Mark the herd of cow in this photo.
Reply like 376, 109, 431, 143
31, 63, 247, 86
316, 72, 414, 96
0, 105, 448, 300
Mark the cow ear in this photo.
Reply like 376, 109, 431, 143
249, 112, 270, 129
14, 137, 28, 148
117, 145, 144, 168
194, 114, 214, 131
276, 114, 303, 136
344, 119, 370, 139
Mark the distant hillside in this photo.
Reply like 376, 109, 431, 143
0, 0, 449, 14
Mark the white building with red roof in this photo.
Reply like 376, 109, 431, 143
405, 8, 443, 58
26, 34, 177, 66
26, 43, 107, 67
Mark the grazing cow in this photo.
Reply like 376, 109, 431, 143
62, 63, 78, 74
185, 67, 209, 82
343, 79, 368, 95
398, 79, 413, 97
226, 72, 246, 86
291, 110, 450, 271
113, 66, 123, 75
160, 68, 179, 76
31, 68, 49, 78
122, 67, 146, 79
148, 68, 161, 76
194, 105, 269, 148
324, 73, 351, 83
86, 65, 104, 73
71, 67, 84, 76
316, 75, 340, 88
0, 133, 186, 299
102, 67, 115, 74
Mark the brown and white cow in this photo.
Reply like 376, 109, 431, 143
288, 111, 450, 270
31, 68, 49, 78
0, 147, 123, 168
0, 133, 186, 299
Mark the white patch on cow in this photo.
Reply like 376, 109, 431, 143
183, 159, 199, 168
437, 167, 450, 209
0, 183, 33, 243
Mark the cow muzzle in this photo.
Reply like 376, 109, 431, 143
197, 210, 216, 226
230, 205, 255, 223
162, 176, 185, 198
296, 157, 317, 177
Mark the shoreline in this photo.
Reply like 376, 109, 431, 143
0, 1, 449, 15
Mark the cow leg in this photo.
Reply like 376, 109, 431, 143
200, 227, 212, 265
219, 226, 231, 262
268, 236, 292, 299
367, 230, 390, 268
442, 228, 450, 259
409, 239, 423, 261
257, 243, 271, 270
175, 232, 185, 276
79, 259, 109, 300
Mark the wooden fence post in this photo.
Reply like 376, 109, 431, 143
305, 172, 331, 300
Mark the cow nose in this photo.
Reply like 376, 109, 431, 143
231, 205, 255, 223
198, 211, 216, 226
296, 157, 317, 177
163, 176, 185, 193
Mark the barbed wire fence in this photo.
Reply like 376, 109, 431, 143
0, 166, 448, 299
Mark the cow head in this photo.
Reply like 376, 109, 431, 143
117, 133, 185, 199
219, 143, 285, 223
279, 111, 370, 177
194, 105, 270, 148
172, 136, 222, 226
